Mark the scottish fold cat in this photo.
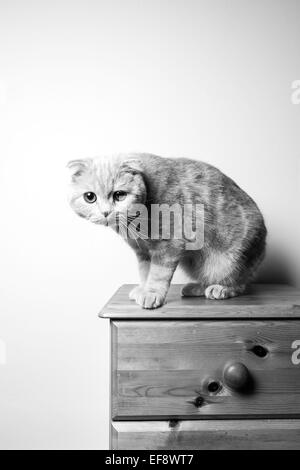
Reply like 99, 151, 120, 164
68, 153, 266, 309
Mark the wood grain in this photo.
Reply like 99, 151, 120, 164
112, 320, 300, 419
99, 284, 300, 319
112, 420, 300, 450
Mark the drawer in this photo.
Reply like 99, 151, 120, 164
112, 320, 300, 419
112, 420, 300, 449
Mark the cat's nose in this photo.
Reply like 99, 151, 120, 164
102, 211, 110, 218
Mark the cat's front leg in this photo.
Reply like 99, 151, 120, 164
134, 256, 179, 309
129, 251, 151, 301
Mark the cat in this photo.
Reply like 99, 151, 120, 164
68, 153, 267, 309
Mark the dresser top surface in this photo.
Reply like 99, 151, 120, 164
99, 284, 300, 319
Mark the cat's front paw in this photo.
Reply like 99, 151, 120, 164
135, 288, 165, 309
129, 285, 144, 301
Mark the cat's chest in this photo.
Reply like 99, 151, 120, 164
100, 284, 300, 450
125, 236, 169, 255
125, 236, 150, 253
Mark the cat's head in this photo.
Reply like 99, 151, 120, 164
67, 155, 147, 228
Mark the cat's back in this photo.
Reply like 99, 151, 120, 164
130, 153, 239, 198
129, 153, 221, 183
130, 152, 228, 180
126, 153, 261, 214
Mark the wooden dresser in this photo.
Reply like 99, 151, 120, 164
99, 284, 300, 450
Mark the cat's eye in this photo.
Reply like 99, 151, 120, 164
113, 191, 127, 202
83, 192, 97, 203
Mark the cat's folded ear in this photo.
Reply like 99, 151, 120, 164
67, 159, 92, 181
120, 158, 144, 176
119, 158, 148, 202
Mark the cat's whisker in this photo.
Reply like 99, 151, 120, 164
127, 217, 149, 223
127, 222, 148, 244
117, 220, 129, 238
128, 224, 149, 240
126, 225, 142, 249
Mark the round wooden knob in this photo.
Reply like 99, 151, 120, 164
223, 362, 250, 391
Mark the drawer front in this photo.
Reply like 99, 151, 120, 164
112, 420, 300, 450
112, 320, 300, 419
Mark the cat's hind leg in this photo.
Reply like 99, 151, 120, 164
181, 250, 248, 300
181, 249, 248, 300
201, 249, 248, 300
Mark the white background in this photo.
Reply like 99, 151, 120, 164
0, 0, 300, 449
